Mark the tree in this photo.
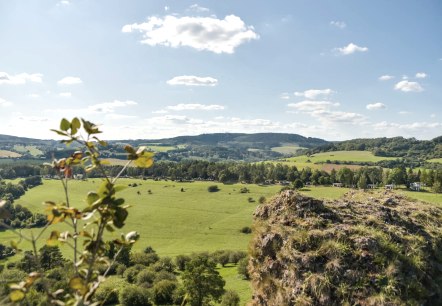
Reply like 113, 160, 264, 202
293, 179, 304, 189
237, 257, 250, 280
39, 246, 65, 271
182, 254, 225, 306
357, 175, 367, 190
221, 290, 240, 306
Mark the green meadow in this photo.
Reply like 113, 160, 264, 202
1, 178, 440, 304
270, 144, 304, 155
275, 150, 397, 171
13, 145, 43, 156
2, 179, 281, 258
428, 158, 442, 164
0, 150, 21, 158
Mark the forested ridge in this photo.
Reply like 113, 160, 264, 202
309, 136, 442, 159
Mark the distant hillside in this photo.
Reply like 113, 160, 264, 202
126, 133, 328, 149
308, 136, 442, 160
0, 134, 54, 145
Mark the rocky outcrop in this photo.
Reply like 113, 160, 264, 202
249, 190, 442, 305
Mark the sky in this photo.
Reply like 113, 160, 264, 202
0, 0, 441, 141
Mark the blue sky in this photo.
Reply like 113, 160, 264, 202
0, 0, 441, 140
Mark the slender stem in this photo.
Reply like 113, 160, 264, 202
0, 221, 32, 242
111, 160, 132, 184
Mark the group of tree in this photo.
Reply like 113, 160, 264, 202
308, 136, 442, 160
1, 243, 245, 306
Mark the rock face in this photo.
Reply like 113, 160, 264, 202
249, 190, 442, 305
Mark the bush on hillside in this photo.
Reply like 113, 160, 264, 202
208, 185, 220, 192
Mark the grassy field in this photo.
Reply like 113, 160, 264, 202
3, 179, 281, 258
1, 179, 439, 305
427, 158, 442, 163
218, 264, 251, 305
275, 150, 397, 171
271, 145, 304, 155
13, 145, 43, 156
0, 150, 22, 158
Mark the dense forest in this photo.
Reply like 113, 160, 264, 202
308, 136, 442, 159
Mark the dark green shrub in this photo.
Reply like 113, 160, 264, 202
221, 290, 240, 306
123, 264, 145, 283
237, 257, 249, 280
240, 187, 249, 193
207, 185, 220, 192
131, 252, 159, 267
175, 254, 191, 271
229, 251, 247, 264
240, 226, 252, 234
119, 285, 152, 306
136, 268, 156, 287
95, 284, 119, 305
151, 256, 175, 273
152, 279, 177, 305
258, 196, 266, 204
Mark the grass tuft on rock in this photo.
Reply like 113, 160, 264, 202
249, 190, 442, 305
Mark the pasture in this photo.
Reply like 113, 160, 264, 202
13, 145, 43, 156
0, 150, 22, 158
2, 179, 281, 258
276, 150, 396, 171
271, 144, 304, 155
427, 158, 442, 164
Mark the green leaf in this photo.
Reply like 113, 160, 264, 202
71, 117, 81, 134
86, 192, 99, 205
134, 151, 155, 168
60, 118, 70, 131
113, 198, 125, 206
50, 129, 68, 136
9, 290, 25, 302
113, 207, 128, 228
69, 277, 87, 294
47, 230, 60, 246
124, 145, 136, 154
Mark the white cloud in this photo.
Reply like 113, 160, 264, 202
378, 75, 394, 81
188, 4, 210, 13
288, 100, 340, 111
122, 14, 259, 54
58, 76, 82, 85
294, 89, 335, 100
280, 92, 290, 100
0, 72, 43, 85
105, 114, 138, 120
399, 111, 411, 115
373, 121, 442, 131
330, 21, 346, 29
166, 103, 224, 111
394, 80, 423, 92
164, 6, 170, 12
334, 43, 368, 55
28, 94, 41, 98
0, 97, 13, 107
366, 102, 386, 110
415, 72, 427, 79
152, 110, 168, 114
311, 110, 367, 125
17, 115, 49, 122
87, 100, 137, 113
57, 0, 70, 6
166, 75, 218, 86
430, 114, 436, 118
59, 92, 72, 97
